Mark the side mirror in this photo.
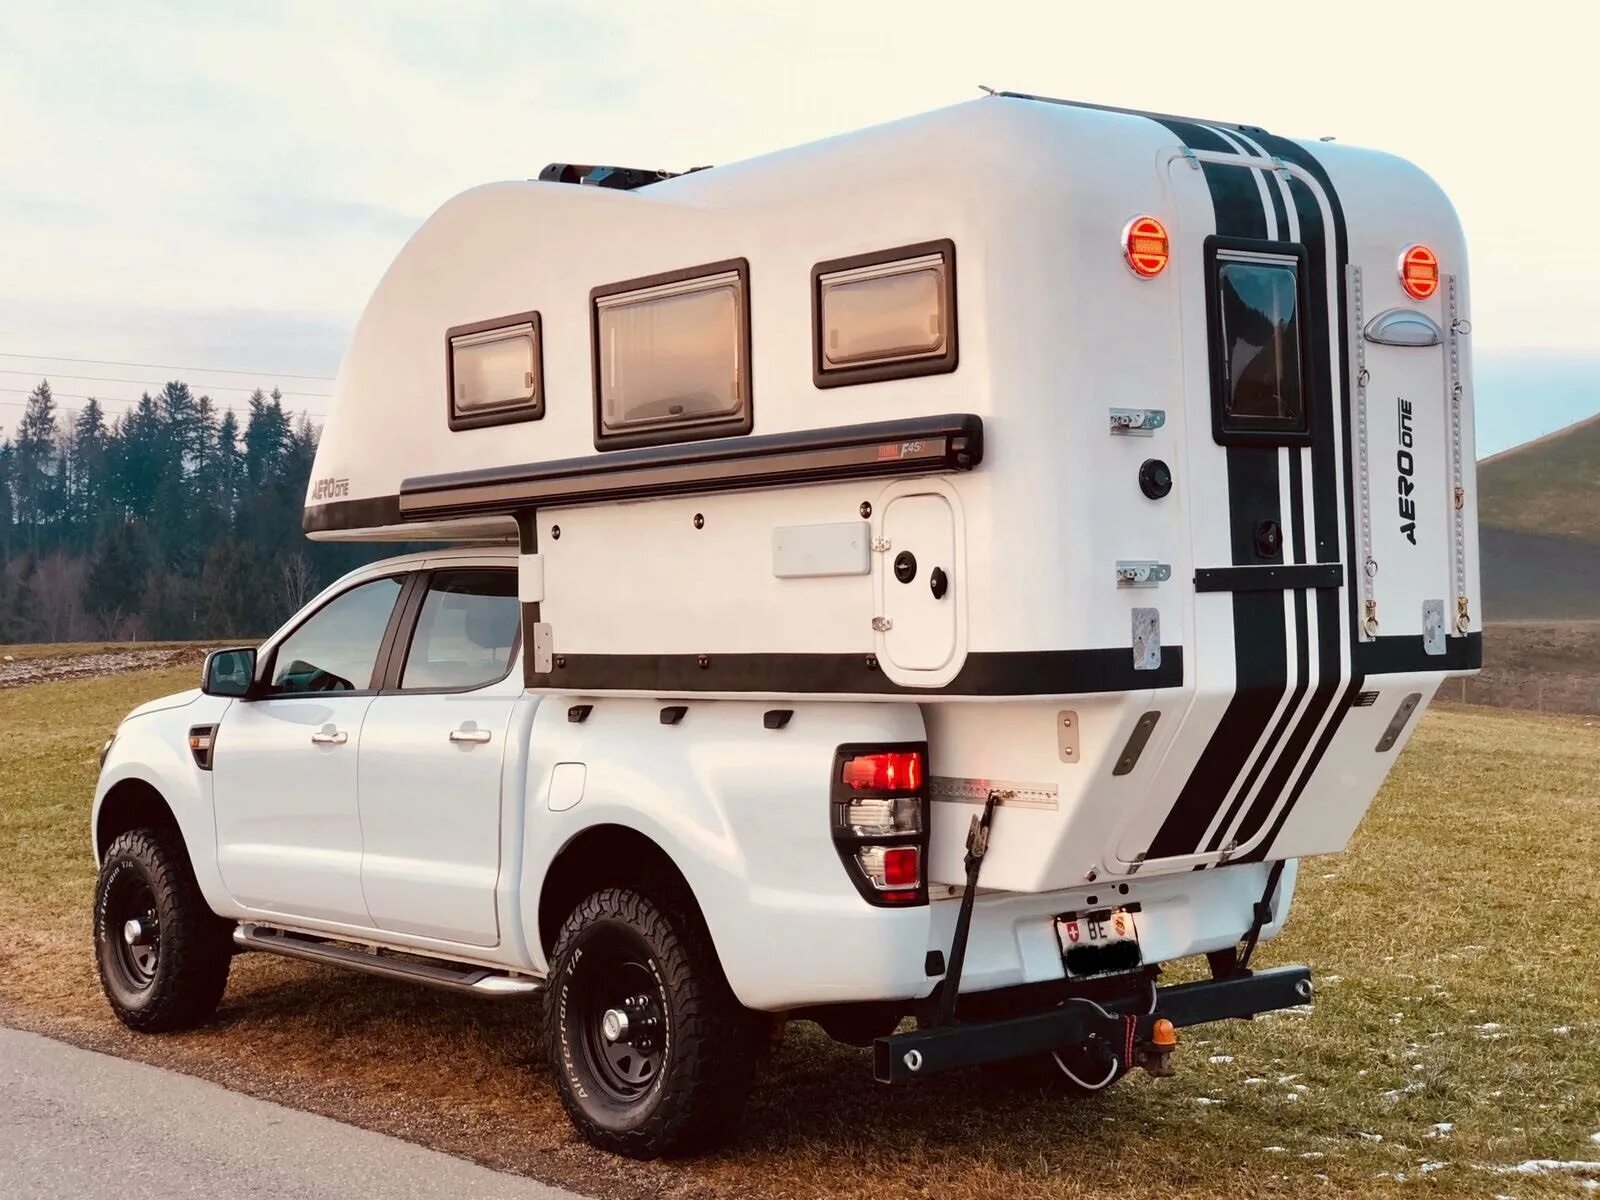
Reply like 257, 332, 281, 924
201, 647, 258, 698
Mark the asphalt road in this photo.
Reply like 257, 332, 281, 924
0, 1026, 587, 1199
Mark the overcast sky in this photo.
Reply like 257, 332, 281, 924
2, 0, 1594, 453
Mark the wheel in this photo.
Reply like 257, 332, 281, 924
93, 828, 232, 1032
544, 886, 759, 1158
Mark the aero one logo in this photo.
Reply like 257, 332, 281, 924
1396, 398, 1417, 546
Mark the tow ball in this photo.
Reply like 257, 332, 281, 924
1135, 1017, 1180, 1078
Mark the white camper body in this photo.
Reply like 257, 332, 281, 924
91, 93, 1480, 1158
307, 93, 1479, 893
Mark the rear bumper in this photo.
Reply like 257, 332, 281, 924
872, 964, 1312, 1084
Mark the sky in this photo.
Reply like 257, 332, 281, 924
1, 0, 1595, 454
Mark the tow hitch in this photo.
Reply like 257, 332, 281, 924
873, 965, 1312, 1085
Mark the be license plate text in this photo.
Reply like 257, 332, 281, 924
1055, 907, 1143, 980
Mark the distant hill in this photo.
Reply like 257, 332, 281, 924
1479, 410, 1600, 541
1478, 410, 1600, 619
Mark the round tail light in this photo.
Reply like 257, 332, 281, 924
1399, 244, 1440, 300
1123, 216, 1170, 279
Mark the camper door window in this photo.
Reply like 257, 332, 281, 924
592, 259, 751, 449
446, 311, 544, 431
1208, 244, 1311, 446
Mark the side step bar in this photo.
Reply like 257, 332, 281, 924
233, 924, 543, 999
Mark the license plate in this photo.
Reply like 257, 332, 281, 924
1055, 907, 1143, 980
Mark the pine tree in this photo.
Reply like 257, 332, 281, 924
14, 381, 58, 551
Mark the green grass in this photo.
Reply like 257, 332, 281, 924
1, 670, 1597, 1199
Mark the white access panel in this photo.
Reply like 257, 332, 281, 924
879, 493, 957, 672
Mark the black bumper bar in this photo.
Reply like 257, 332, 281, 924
872, 965, 1312, 1084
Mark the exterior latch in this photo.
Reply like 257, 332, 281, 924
1116, 561, 1172, 588
1180, 146, 1201, 170
1109, 408, 1165, 436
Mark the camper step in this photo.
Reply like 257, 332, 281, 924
232, 923, 544, 998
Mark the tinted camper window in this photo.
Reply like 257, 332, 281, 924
447, 312, 544, 431
592, 259, 751, 449
812, 240, 957, 387
1208, 242, 1311, 446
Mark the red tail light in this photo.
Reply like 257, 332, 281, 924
1399, 243, 1439, 300
840, 750, 924, 792
831, 743, 929, 907
1122, 215, 1170, 279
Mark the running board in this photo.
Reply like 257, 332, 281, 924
232, 924, 543, 998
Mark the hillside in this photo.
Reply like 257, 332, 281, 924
1477, 409, 1600, 619
1478, 409, 1600, 541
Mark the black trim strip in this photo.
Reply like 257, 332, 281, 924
303, 493, 403, 535
1195, 564, 1344, 592
399, 413, 983, 520
1360, 632, 1481, 675
520, 641, 1184, 697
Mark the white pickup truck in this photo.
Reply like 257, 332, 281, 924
92, 545, 1310, 1157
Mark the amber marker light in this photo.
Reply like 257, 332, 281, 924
1399, 243, 1440, 300
1123, 215, 1170, 279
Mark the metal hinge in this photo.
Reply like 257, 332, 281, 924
1116, 561, 1172, 588
1270, 155, 1292, 181
1180, 146, 1200, 170
532, 622, 554, 674
1109, 407, 1165, 436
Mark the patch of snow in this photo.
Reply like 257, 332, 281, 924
1419, 1161, 1447, 1174
1323, 975, 1342, 984
1356, 1132, 1383, 1143
1263, 1146, 1287, 1153
1208, 1054, 1234, 1064
1487, 1160, 1600, 1177
1284, 1093, 1302, 1102
1427, 1123, 1454, 1138
1243, 1077, 1266, 1086
1592, 1132, 1600, 1146
1277, 1074, 1302, 1083
1193, 1097, 1224, 1106
1554, 1026, 1573, 1036
1300, 1151, 1325, 1160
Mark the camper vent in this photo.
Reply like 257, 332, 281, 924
537, 163, 704, 191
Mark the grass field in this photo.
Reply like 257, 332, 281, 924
1, 668, 1597, 1199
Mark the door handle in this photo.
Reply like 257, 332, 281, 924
449, 728, 493, 745
310, 729, 348, 746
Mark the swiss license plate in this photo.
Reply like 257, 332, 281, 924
1055, 907, 1143, 980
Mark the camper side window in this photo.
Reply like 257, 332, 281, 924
591, 259, 752, 449
1208, 242, 1311, 446
447, 311, 544, 431
812, 240, 957, 388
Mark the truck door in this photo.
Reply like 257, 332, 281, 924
358, 567, 521, 948
1117, 143, 1351, 871
212, 574, 406, 926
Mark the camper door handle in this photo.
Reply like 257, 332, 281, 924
310, 729, 347, 746
449, 728, 493, 745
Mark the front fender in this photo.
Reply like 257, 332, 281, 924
93, 693, 236, 918
519, 697, 936, 1010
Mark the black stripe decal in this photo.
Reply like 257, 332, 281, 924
1142, 120, 1291, 863
521, 637, 1186, 696
1221, 166, 1346, 852
303, 493, 403, 535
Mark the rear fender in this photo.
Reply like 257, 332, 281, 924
519, 697, 927, 1007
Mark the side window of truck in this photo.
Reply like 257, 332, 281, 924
397, 570, 520, 692
268, 576, 404, 695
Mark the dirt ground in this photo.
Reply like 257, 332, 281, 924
0, 641, 220, 690
2, 667, 1597, 1199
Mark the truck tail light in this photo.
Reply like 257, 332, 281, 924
831, 743, 929, 907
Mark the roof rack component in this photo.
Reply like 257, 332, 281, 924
537, 162, 682, 191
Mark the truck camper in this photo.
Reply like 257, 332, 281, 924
91, 91, 1480, 1157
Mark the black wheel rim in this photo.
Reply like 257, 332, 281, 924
105, 870, 160, 991
572, 936, 668, 1103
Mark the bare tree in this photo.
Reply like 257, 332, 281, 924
279, 550, 316, 614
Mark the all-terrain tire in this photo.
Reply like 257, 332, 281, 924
543, 886, 760, 1158
93, 827, 232, 1032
